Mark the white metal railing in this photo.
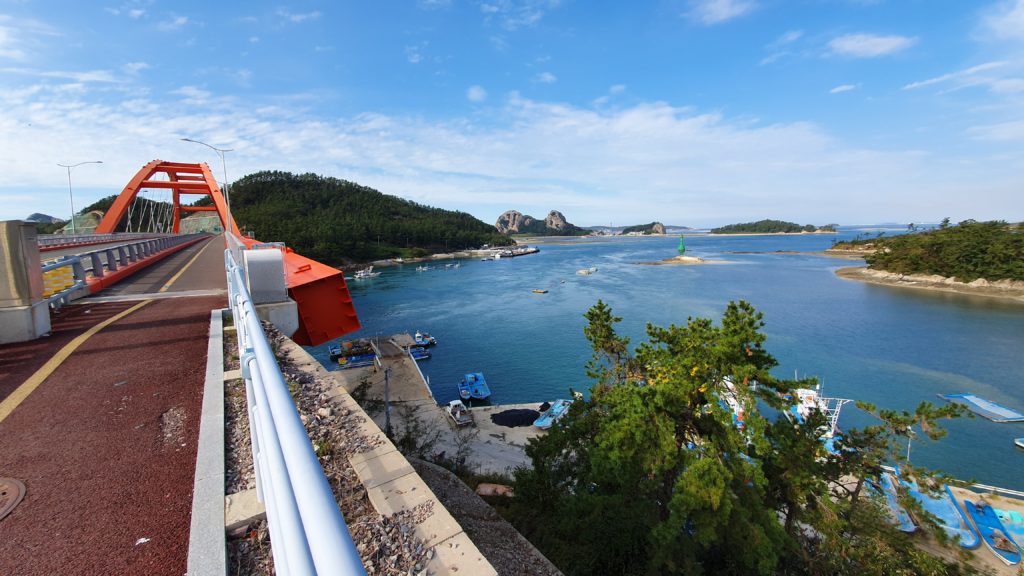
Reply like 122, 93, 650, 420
225, 248, 366, 576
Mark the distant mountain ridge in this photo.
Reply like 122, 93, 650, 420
584, 223, 696, 235
495, 209, 585, 236
25, 213, 63, 224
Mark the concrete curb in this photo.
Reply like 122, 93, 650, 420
187, 309, 227, 576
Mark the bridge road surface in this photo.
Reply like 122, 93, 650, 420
0, 235, 227, 576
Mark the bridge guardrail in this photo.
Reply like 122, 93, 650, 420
225, 248, 366, 576
40, 234, 206, 307
37, 232, 171, 251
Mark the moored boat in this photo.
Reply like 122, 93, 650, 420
532, 289, 548, 294
414, 331, 437, 346
1015, 438, 1024, 449
534, 399, 572, 429
409, 346, 431, 361
458, 372, 491, 401
338, 353, 376, 369
965, 498, 1022, 565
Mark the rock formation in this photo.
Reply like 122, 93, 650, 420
495, 209, 582, 235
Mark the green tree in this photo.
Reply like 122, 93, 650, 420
509, 301, 971, 576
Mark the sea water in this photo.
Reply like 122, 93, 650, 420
309, 230, 1024, 490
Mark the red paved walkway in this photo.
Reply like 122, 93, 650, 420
0, 235, 228, 575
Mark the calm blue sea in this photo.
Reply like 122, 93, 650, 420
308, 230, 1024, 490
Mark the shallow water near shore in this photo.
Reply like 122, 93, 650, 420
309, 230, 1024, 490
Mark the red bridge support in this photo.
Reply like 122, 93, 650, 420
95, 160, 361, 345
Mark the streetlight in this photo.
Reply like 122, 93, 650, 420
181, 137, 234, 236
57, 161, 103, 235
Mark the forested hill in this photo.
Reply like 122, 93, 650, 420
228, 171, 513, 265
833, 220, 1024, 282
711, 219, 835, 234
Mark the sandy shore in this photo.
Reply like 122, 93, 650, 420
836, 267, 1024, 303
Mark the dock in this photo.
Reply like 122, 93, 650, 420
330, 333, 548, 475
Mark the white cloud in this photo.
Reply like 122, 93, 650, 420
128, 9, 145, 19
0, 67, 121, 83
760, 30, 804, 64
534, 71, 557, 84
687, 0, 757, 26
981, 0, 1024, 41
480, 0, 562, 31
417, 0, 452, 9
901, 62, 1024, 95
249, 36, 260, 44
405, 46, 423, 64
276, 9, 321, 24
968, 119, 1024, 141
829, 84, 857, 94
158, 15, 189, 32
0, 83, 1018, 226
0, 15, 60, 61
828, 33, 917, 58
467, 85, 488, 102
609, 84, 626, 94
123, 61, 150, 74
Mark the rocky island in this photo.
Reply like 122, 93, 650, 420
495, 209, 587, 236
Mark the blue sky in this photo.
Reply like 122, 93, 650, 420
1, 0, 1022, 227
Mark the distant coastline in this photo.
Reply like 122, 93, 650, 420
836, 266, 1024, 303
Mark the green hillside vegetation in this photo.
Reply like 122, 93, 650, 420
620, 222, 661, 235
711, 219, 834, 234
503, 301, 969, 576
834, 219, 1024, 282
228, 171, 513, 264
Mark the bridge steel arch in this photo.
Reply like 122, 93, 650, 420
96, 160, 361, 345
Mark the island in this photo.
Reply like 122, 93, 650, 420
620, 221, 666, 235
495, 209, 588, 236
832, 220, 1024, 301
710, 219, 836, 235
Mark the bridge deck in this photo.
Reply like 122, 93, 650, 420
0, 235, 227, 576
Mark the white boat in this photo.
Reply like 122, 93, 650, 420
353, 266, 381, 279
416, 265, 428, 272
446, 400, 474, 427
1015, 438, 1024, 449
786, 386, 852, 454
576, 269, 592, 276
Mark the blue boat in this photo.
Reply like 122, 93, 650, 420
458, 372, 491, 401
534, 399, 572, 429
896, 471, 979, 549
409, 346, 431, 361
871, 472, 917, 533
965, 499, 1022, 566
338, 353, 376, 369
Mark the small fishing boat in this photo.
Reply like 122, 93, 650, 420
409, 346, 431, 361
965, 498, 1021, 565
785, 386, 852, 455
416, 265, 428, 272
353, 266, 381, 279
446, 400, 474, 427
458, 372, 491, 401
896, 471, 979, 549
414, 331, 437, 346
872, 472, 917, 533
1015, 438, 1024, 449
532, 289, 548, 294
534, 399, 572, 429
338, 353, 376, 369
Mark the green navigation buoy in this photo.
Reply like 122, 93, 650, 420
677, 234, 686, 255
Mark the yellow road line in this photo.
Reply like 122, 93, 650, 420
0, 299, 153, 424
159, 237, 214, 293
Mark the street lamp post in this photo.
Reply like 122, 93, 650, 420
56, 161, 103, 234
181, 138, 234, 236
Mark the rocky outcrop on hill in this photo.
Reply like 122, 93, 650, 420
496, 209, 583, 236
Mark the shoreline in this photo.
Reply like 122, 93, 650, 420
835, 266, 1024, 303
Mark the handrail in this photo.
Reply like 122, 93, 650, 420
38, 232, 170, 249
225, 249, 366, 576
